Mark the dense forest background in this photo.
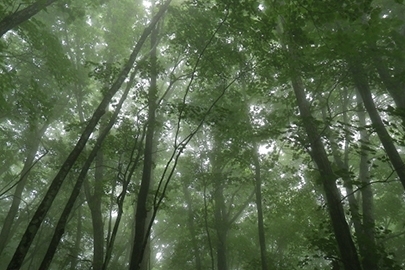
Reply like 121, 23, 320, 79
1, 0, 405, 269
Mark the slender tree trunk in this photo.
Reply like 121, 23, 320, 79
129, 9, 160, 268
252, 143, 268, 270
0, 121, 48, 256
84, 147, 105, 270
182, 181, 203, 270
69, 201, 83, 270
211, 148, 229, 270
350, 61, 405, 190
102, 126, 145, 270
356, 93, 378, 269
106, 176, 116, 253
340, 96, 366, 267
6, 4, 169, 268
214, 180, 228, 270
0, 0, 59, 37
210, 134, 255, 270
83, 111, 109, 270
203, 174, 215, 270
137, 16, 162, 270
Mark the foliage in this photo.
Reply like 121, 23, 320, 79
1, 0, 405, 269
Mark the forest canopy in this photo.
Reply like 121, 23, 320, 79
1, 0, 405, 269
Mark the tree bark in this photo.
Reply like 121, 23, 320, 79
0, 0, 59, 37
6, 4, 169, 267
129, 4, 162, 267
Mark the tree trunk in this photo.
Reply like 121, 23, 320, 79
182, 181, 203, 270
211, 145, 229, 270
128, 84, 155, 268
6, 4, 169, 268
350, 61, 405, 190
102, 122, 145, 270
139, 235, 151, 270
356, 93, 378, 269
69, 201, 83, 270
0, 0, 59, 37
214, 180, 228, 270
83, 111, 108, 270
252, 143, 268, 270
202, 174, 215, 270
84, 147, 105, 270
129, 7, 161, 268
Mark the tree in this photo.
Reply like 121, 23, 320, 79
0, 0, 60, 37
2, 0, 405, 269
